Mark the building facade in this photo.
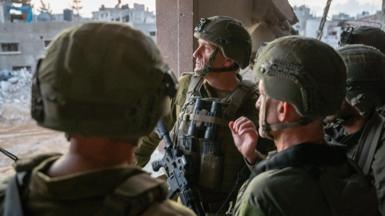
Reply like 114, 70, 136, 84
0, 2, 156, 72
0, 22, 76, 71
91, 3, 156, 40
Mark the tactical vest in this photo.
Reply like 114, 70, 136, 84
171, 74, 256, 190
4, 154, 168, 216
351, 112, 385, 176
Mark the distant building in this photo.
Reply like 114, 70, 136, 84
332, 13, 353, 22
293, 5, 314, 35
91, 3, 156, 40
0, 21, 84, 72
0, 2, 156, 72
345, 11, 383, 28
293, 5, 383, 48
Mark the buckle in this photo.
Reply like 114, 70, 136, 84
194, 18, 210, 33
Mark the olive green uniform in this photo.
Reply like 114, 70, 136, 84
0, 155, 195, 216
330, 112, 385, 214
332, 45, 385, 214
234, 144, 378, 216
136, 73, 269, 212
236, 37, 379, 216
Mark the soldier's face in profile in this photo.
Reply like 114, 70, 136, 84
256, 81, 279, 139
193, 39, 225, 72
335, 99, 361, 126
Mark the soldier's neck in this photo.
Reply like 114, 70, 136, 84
203, 71, 239, 92
47, 136, 137, 177
274, 119, 325, 152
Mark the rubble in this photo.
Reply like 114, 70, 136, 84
0, 69, 33, 123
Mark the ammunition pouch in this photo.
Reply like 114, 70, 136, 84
176, 98, 226, 189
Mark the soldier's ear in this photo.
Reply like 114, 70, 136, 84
277, 101, 296, 122
223, 58, 235, 67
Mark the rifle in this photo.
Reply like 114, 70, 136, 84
152, 120, 205, 216
0, 147, 18, 161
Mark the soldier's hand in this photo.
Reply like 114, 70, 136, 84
229, 116, 259, 165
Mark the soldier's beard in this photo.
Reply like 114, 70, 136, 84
335, 102, 361, 127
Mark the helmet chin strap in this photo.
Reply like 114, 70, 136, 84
194, 47, 239, 77
259, 95, 314, 140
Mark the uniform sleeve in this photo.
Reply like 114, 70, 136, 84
135, 74, 192, 167
135, 131, 162, 167
135, 106, 176, 167
371, 138, 385, 215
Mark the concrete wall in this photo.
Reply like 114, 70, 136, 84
0, 22, 75, 71
156, 0, 194, 76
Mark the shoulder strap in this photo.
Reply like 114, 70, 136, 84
4, 174, 25, 216
355, 113, 385, 175
95, 171, 168, 216
222, 79, 256, 117
186, 75, 203, 99
3, 154, 60, 216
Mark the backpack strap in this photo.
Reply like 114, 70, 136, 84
186, 74, 203, 100
95, 171, 168, 216
355, 113, 385, 175
174, 73, 202, 118
221, 79, 256, 118
3, 153, 61, 216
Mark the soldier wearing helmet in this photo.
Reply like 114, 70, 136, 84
326, 44, 385, 214
229, 36, 378, 216
340, 26, 385, 54
0, 22, 195, 216
339, 25, 385, 116
135, 16, 274, 214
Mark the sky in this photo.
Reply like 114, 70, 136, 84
30, 0, 382, 18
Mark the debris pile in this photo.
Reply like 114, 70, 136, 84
0, 69, 33, 123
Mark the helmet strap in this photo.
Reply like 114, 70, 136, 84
194, 47, 239, 76
259, 95, 274, 140
263, 117, 314, 131
260, 95, 314, 139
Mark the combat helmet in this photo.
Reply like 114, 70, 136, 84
340, 26, 385, 54
193, 16, 251, 75
338, 44, 385, 116
254, 36, 346, 132
31, 22, 176, 139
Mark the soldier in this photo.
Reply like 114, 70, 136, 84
135, 16, 273, 214
0, 22, 195, 216
229, 36, 378, 216
330, 44, 385, 214
340, 26, 385, 54
339, 25, 385, 116
325, 26, 385, 147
